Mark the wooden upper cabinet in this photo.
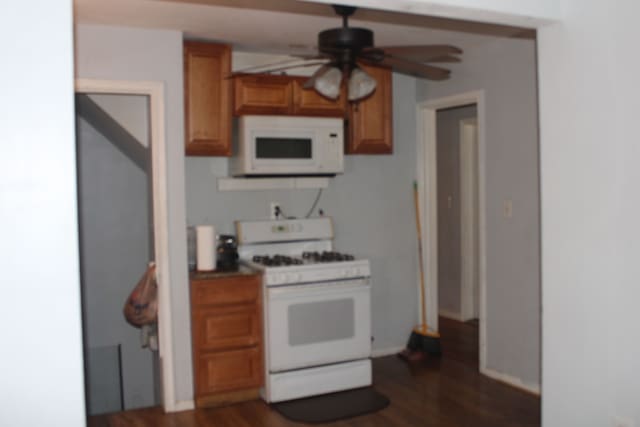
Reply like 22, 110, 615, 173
233, 74, 346, 117
233, 74, 293, 115
346, 64, 393, 154
184, 41, 232, 156
291, 77, 347, 117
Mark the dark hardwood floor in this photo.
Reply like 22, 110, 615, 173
89, 317, 540, 426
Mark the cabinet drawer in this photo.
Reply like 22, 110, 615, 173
194, 304, 260, 350
192, 275, 260, 307
196, 347, 263, 394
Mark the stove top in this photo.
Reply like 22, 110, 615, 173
251, 251, 356, 267
236, 218, 370, 286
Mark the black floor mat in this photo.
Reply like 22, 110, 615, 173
272, 387, 390, 424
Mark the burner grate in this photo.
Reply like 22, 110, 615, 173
251, 251, 355, 267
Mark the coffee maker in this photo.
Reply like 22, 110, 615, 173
216, 234, 239, 271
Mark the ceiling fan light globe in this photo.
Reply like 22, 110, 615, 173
314, 66, 342, 99
348, 67, 377, 101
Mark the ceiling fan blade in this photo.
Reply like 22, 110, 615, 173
420, 55, 461, 63
303, 64, 334, 89
371, 45, 463, 62
360, 56, 451, 81
227, 60, 330, 78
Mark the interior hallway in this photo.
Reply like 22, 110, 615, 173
89, 317, 539, 426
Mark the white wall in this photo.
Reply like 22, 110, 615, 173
75, 24, 193, 405
89, 94, 150, 147
0, 1, 86, 426
302, 0, 559, 26
186, 73, 420, 354
418, 36, 540, 388
538, 1, 640, 425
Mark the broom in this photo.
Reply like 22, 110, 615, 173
399, 181, 441, 361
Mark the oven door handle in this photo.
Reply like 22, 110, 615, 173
268, 279, 370, 299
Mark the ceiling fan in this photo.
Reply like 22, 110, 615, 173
233, 4, 462, 102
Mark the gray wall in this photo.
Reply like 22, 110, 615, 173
186, 73, 420, 353
436, 105, 477, 316
418, 36, 540, 387
75, 24, 193, 404
77, 100, 156, 412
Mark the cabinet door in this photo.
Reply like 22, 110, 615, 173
346, 64, 393, 154
184, 42, 232, 156
291, 77, 346, 117
196, 346, 263, 394
233, 75, 292, 115
194, 304, 261, 351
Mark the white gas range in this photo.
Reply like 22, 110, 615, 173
236, 217, 372, 403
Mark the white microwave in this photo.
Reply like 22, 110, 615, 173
230, 115, 344, 177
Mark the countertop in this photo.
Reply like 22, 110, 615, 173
189, 264, 260, 281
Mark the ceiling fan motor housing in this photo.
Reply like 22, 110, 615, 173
318, 27, 374, 55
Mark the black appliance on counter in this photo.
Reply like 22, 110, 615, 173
216, 234, 239, 271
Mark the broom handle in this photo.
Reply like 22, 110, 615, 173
414, 181, 427, 329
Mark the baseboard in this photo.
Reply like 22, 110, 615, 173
480, 367, 540, 396
371, 346, 405, 358
438, 308, 464, 321
166, 400, 195, 413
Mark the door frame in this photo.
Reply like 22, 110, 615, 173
75, 79, 178, 412
416, 90, 487, 371
460, 118, 479, 321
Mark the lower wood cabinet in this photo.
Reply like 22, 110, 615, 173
190, 272, 263, 407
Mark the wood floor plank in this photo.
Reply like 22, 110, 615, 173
88, 318, 539, 426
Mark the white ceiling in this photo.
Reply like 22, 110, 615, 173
74, 0, 534, 60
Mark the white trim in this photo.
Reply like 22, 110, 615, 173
416, 90, 488, 374
217, 177, 329, 191
438, 308, 464, 322
480, 366, 541, 396
75, 79, 178, 412
371, 346, 405, 358
171, 400, 196, 412
459, 118, 479, 322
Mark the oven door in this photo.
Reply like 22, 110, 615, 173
267, 278, 371, 373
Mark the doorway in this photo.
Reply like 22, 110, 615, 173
74, 79, 178, 413
76, 92, 158, 415
435, 105, 479, 325
416, 90, 487, 371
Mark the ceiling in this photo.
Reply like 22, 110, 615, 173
74, 0, 535, 60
